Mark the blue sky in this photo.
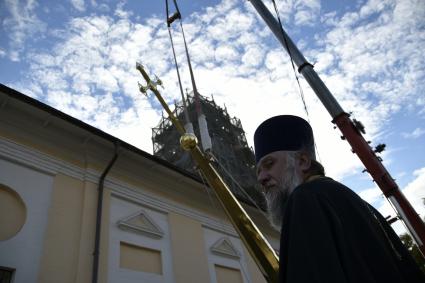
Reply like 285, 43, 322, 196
1, 0, 424, 234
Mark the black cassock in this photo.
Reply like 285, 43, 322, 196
278, 177, 425, 283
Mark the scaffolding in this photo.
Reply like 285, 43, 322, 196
152, 92, 264, 207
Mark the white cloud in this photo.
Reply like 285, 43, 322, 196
402, 167, 425, 218
14, 2, 173, 150
294, 0, 321, 26
46, 90, 73, 110
402, 128, 425, 139
241, 45, 264, 67
70, 0, 85, 12
115, 1, 133, 18
311, 0, 425, 141
1, 0, 423, 250
7, 0, 424, 185
361, 166, 425, 236
214, 45, 239, 62
92, 67, 119, 93
313, 52, 334, 72
261, 0, 321, 26
359, 186, 384, 205
2, 0, 46, 61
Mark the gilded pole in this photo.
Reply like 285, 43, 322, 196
137, 63, 279, 282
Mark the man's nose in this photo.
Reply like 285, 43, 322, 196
257, 171, 270, 187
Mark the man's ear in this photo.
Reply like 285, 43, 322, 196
298, 152, 311, 173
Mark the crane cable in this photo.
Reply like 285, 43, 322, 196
209, 152, 269, 220
166, 0, 203, 116
271, 0, 322, 162
270, 0, 310, 118
197, 168, 254, 283
166, 0, 190, 125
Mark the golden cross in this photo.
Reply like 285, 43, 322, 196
136, 62, 185, 134
136, 62, 163, 95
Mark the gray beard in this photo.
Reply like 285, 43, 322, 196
264, 163, 302, 231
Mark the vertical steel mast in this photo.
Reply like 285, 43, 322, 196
249, 0, 425, 255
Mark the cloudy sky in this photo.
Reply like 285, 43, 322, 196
1, 0, 424, 234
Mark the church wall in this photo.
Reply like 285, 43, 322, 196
108, 195, 175, 283
0, 134, 278, 283
0, 184, 26, 242
168, 212, 211, 283
243, 245, 268, 283
203, 227, 251, 283
74, 181, 111, 283
0, 87, 280, 283
0, 158, 54, 283
0, 105, 87, 169
99, 187, 112, 283
0, 136, 113, 283
38, 173, 85, 283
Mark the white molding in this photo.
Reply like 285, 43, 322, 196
117, 209, 164, 239
204, 228, 251, 283
0, 138, 84, 180
0, 158, 54, 283
110, 188, 238, 238
0, 137, 240, 237
210, 237, 241, 259
109, 197, 175, 283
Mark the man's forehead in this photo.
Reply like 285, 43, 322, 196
258, 153, 276, 164
257, 151, 286, 167
256, 150, 287, 174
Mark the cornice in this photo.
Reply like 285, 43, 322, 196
0, 137, 239, 237
110, 185, 238, 237
0, 138, 84, 179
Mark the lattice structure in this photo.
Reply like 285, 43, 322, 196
152, 92, 264, 207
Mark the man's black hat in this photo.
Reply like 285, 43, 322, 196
254, 115, 314, 163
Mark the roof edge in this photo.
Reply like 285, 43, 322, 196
0, 83, 201, 183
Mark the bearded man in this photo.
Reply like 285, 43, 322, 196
254, 115, 424, 283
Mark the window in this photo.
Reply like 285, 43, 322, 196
0, 267, 15, 283
0, 184, 27, 241
215, 264, 243, 283
120, 242, 162, 275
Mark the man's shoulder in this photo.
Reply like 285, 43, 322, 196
295, 176, 348, 193
291, 176, 359, 202
286, 176, 370, 223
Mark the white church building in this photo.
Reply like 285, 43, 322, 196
0, 84, 279, 283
